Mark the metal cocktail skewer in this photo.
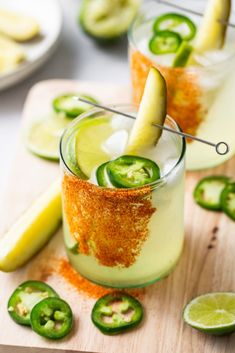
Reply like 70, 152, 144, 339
155, 0, 235, 28
76, 97, 230, 155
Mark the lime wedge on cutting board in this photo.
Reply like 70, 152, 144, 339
0, 180, 61, 272
126, 67, 167, 154
184, 292, 235, 335
25, 115, 71, 161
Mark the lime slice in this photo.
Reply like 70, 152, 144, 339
25, 115, 71, 160
126, 67, 167, 154
0, 180, 61, 272
72, 117, 112, 177
183, 292, 235, 335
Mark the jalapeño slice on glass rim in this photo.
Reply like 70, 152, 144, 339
91, 293, 143, 335
153, 13, 197, 41
30, 297, 73, 340
149, 30, 182, 54
96, 161, 114, 187
105, 155, 161, 188
193, 175, 230, 211
7, 281, 59, 326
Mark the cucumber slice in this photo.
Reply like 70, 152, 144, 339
0, 8, 40, 42
126, 67, 167, 154
173, 41, 193, 67
0, 34, 26, 74
53, 94, 99, 118
0, 180, 61, 272
193, 0, 231, 52
79, 0, 141, 41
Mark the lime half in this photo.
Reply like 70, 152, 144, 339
25, 115, 71, 160
183, 292, 235, 335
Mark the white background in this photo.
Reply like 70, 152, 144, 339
0, 0, 130, 198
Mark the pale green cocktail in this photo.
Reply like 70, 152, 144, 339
60, 106, 186, 288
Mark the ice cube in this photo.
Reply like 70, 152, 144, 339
101, 130, 129, 158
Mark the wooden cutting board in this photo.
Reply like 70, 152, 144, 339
0, 80, 235, 353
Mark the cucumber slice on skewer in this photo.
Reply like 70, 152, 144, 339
126, 67, 167, 154
193, 0, 231, 52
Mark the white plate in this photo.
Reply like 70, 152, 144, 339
0, 0, 62, 91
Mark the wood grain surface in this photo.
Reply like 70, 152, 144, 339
0, 80, 235, 353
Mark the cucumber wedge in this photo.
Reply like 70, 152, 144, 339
193, 0, 231, 52
126, 67, 167, 154
79, 0, 141, 41
0, 180, 61, 272
173, 41, 193, 67
0, 8, 40, 42
0, 34, 26, 74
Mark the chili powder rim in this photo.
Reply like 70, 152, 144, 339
128, 2, 235, 72
59, 105, 186, 192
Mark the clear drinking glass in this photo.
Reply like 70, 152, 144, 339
128, 0, 235, 170
60, 105, 186, 288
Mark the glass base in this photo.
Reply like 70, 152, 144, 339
66, 249, 182, 289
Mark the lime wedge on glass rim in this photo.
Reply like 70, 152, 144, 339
183, 292, 235, 335
25, 114, 71, 160
65, 116, 112, 178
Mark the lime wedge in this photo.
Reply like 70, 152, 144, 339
25, 115, 71, 160
0, 180, 61, 272
73, 117, 112, 177
183, 292, 235, 335
126, 67, 167, 154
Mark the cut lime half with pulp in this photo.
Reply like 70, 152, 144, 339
183, 292, 235, 335
25, 115, 71, 161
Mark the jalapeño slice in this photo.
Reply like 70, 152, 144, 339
53, 93, 98, 118
193, 176, 230, 211
96, 162, 113, 187
221, 183, 235, 221
7, 281, 59, 326
149, 30, 182, 55
153, 13, 197, 41
106, 155, 160, 188
91, 293, 143, 335
30, 297, 73, 340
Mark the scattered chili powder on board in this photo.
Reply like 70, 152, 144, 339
58, 258, 145, 299
130, 49, 206, 137
62, 175, 156, 268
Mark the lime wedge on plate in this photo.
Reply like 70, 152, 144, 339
0, 180, 61, 272
183, 292, 235, 335
70, 117, 112, 177
25, 115, 71, 160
